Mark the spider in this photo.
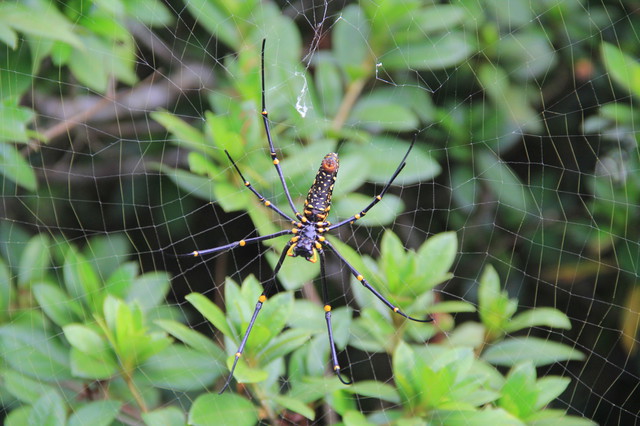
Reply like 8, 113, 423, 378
186, 40, 431, 394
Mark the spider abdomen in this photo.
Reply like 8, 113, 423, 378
303, 153, 339, 222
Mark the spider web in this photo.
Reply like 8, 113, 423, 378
1, 0, 639, 424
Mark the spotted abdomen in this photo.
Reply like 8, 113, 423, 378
303, 153, 339, 222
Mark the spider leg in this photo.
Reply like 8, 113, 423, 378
260, 39, 303, 220
318, 248, 352, 385
219, 239, 293, 394
323, 240, 432, 323
225, 150, 296, 223
328, 135, 416, 231
178, 229, 292, 257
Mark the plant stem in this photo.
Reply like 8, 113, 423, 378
123, 369, 148, 413
331, 77, 367, 132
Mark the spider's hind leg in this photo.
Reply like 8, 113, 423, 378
319, 248, 352, 385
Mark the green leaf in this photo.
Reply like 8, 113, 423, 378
334, 5, 371, 81
68, 401, 122, 426
104, 262, 138, 298
0, 25, 17, 48
153, 162, 216, 202
273, 395, 315, 420
482, 337, 585, 367
63, 324, 108, 353
189, 393, 259, 426
155, 319, 224, 359
142, 406, 186, 426
152, 110, 212, 155
33, 282, 81, 327
478, 264, 516, 334
345, 381, 400, 404
428, 408, 521, 425
601, 42, 640, 98
0, 324, 72, 380
18, 234, 51, 286
349, 98, 418, 132
315, 59, 343, 117
29, 389, 66, 426
505, 308, 572, 333
428, 300, 476, 314
0, 47, 33, 100
417, 232, 457, 288
417, 5, 467, 33
124, 0, 173, 26
534, 376, 570, 410
0, 142, 37, 190
5, 406, 32, 426
393, 341, 418, 404
0, 257, 13, 320
498, 362, 538, 418
182, 0, 240, 50
333, 192, 403, 227
127, 271, 171, 311
142, 345, 222, 391
3, 369, 55, 403
186, 292, 233, 337
259, 328, 311, 365
63, 248, 102, 313
0, 101, 34, 143
0, 3, 82, 48
69, 347, 118, 380
383, 33, 473, 70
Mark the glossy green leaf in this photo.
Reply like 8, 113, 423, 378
383, 33, 473, 70
189, 393, 259, 426
29, 389, 66, 426
535, 376, 570, 410
63, 249, 101, 313
186, 292, 233, 337
315, 59, 343, 117
33, 282, 81, 327
0, 3, 82, 48
259, 328, 312, 365
346, 381, 401, 404
142, 345, 222, 391
393, 341, 419, 405
182, 0, 240, 49
5, 406, 31, 426
417, 231, 457, 288
154, 163, 216, 202
349, 98, 418, 132
127, 271, 171, 311
84, 233, 130, 279
0, 142, 37, 191
333, 192, 403, 227
505, 308, 572, 333
18, 234, 51, 286
428, 408, 521, 425
69, 347, 118, 380
124, 0, 173, 26
142, 406, 186, 426
152, 110, 211, 155
428, 300, 476, 314
333, 5, 370, 81
104, 262, 138, 298
0, 324, 72, 380
273, 394, 315, 420
0, 25, 17, 48
0, 102, 34, 143
0, 257, 13, 320
63, 324, 108, 353
417, 5, 467, 33
482, 337, 585, 367
498, 362, 538, 418
3, 369, 55, 403
68, 401, 122, 426
601, 42, 640, 98
155, 319, 223, 358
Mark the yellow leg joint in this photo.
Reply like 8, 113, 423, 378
273, 159, 279, 165
393, 307, 399, 313
259, 295, 267, 303
356, 275, 364, 281
324, 304, 331, 312
192, 251, 199, 257
235, 352, 242, 358
239, 240, 246, 247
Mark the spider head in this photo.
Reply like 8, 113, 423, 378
287, 238, 318, 263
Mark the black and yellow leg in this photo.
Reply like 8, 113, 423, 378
259, 39, 300, 219
319, 249, 352, 385
323, 240, 432, 323
219, 240, 293, 394
224, 150, 295, 223
185, 229, 292, 257
328, 135, 416, 231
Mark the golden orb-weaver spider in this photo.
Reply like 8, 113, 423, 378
185, 40, 431, 393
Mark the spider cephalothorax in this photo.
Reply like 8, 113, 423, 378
181, 39, 431, 394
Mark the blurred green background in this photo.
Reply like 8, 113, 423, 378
1, 0, 639, 424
